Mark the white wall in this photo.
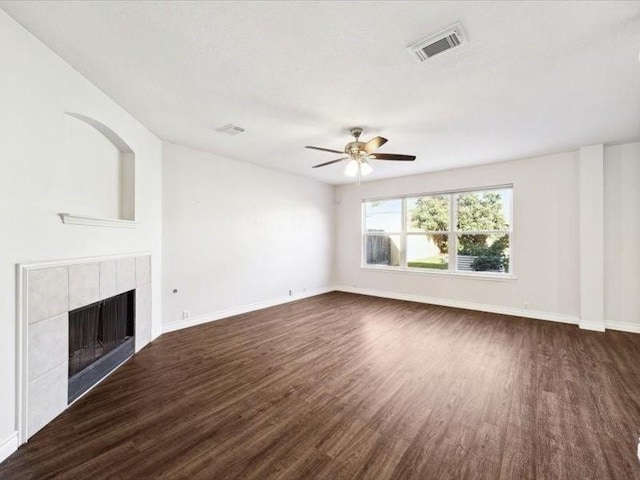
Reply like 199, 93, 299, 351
162, 143, 333, 327
334, 151, 582, 319
0, 10, 163, 448
64, 115, 122, 219
578, 144, 605, 330
604, 142, 640, 331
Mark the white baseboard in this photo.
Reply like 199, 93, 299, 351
162, 287, 334, 334
161, 285, 638, 336
0, 431, 18, 464
333, 285, 581, 326
606, 321, 640, 334
579, 321, 606, 332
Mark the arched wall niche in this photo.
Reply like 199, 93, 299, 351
59, 112, 136, 227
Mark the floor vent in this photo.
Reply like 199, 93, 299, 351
408, 23, 466, 63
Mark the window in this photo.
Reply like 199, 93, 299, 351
363, 186, 512, 276
363, 199, 402, 267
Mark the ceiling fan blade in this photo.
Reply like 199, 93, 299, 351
370, 153, 416, 161
305, 146, 344, 154
363, 136, 388, 153
313, 157, 348, 168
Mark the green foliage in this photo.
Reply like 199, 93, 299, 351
471, 254, 503, 271
457, 192, 508, 253
458, 242, 489, 256
489, 234, 509, 252
407, 261, 449, 270
469, 234, 510, 272
410, 192, 508, 255
456, 192, 507, 231
409, 195, 449, 253
407, 255, 448, 270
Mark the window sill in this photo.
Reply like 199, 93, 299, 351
360, 265, 517, 282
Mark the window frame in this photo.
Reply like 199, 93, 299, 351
361, 185, 515, 279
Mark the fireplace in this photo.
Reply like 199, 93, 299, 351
68, 290, 135, 403
18, 254, 151, 442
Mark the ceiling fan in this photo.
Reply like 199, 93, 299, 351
305, 127, 416, 181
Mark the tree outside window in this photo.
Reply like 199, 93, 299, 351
364, 187, 512, 274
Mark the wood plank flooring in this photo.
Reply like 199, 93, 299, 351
2, 292, 640, 479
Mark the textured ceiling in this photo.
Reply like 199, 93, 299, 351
2, 1, 639, 184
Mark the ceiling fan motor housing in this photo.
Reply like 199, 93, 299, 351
345, 141, 366, 156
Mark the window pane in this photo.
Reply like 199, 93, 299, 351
365, 235, 400, 267
456, 189, 511, 231
364, 199, 402, 233
457, 234, 510, 273
406, 195, 450, 233
407, 235, 448, 270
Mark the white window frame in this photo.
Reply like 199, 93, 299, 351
361, 185, 515, 280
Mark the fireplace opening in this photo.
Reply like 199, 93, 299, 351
68, 290, 135, 403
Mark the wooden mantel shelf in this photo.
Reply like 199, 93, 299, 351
58, 213, 137, 228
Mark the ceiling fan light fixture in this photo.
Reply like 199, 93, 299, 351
360, 160, 373, 176
345, 159, 359, 177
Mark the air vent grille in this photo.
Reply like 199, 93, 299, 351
408, 23, 466, 63
215, 124, 245, 136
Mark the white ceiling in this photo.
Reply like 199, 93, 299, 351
2, 1, 640, 185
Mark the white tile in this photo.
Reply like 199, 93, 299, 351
28, 313, 68, 382
27, 362, 67, 438
99, 260, 117, 300
135, 283, 152, 352
136, 255, 151, 287
28, 267, 69, 324
69, 263, 100, 310
116, 258, 136, 294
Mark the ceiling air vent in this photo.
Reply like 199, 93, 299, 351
215, 124, 245, 136
408, 23, 466, 63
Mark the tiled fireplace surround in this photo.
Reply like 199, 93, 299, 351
18, 253, 152, 443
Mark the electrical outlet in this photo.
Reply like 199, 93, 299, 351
288, 289, 293, 297
182, 310, 190, 320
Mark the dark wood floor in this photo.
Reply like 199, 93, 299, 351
2, 292, 640, 479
